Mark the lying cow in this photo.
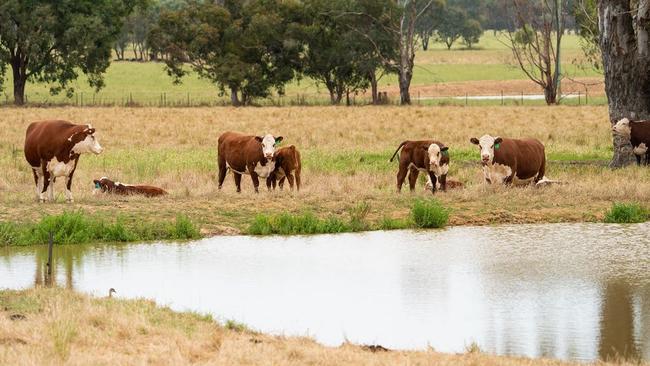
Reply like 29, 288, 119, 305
470, 135, 546, 185
611, 118, 650, 165
24, 120, 104, 202
93, 177, 167, 197
390, 140, 449, 194
266, 145, 302, 191
217, 131, 283, 193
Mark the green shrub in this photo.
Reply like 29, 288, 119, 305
411, 199, 449, 229
348, 201, 370, 232
247, 212, 351, 235
378, 217, 408, 231
171, 215, 201, 239
604, 202, 648, 224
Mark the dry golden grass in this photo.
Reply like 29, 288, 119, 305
0, 287, 641, 366
1, 106, 649, 234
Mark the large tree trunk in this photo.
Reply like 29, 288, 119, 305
11, 58, 26, 106
369, 71, 379, 105
599, 0, 650, 167
230, 85, 241, 106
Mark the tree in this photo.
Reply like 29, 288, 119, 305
462, 18, 483, 48
573, 0, 600, 70
598, 0, 650, 167
436, 6, 467, 50
502, 0, 566, 105
0, 0, 138, 105
154, 0, 303, 106
415, 0, 445, 50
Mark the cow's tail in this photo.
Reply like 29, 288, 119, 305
389, 141, 408, 162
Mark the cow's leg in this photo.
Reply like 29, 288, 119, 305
32, 168, 42, 200
40, 162, 50, 202
266, 175, 273, 191
233, 173, 242, 193
396, 164, 408, 193
439, 174, 447, 191
64, 175, 74, 203
645, 152, 650, 166
408, 167, 419, 192
47, 176, 55, 202
286, 174, 295, 191
636, 154, 642, 166
295, 171, 301, 191
278, 176, 286, 190
217, 156, 227, 189
250, 172, 260, 193
428, 172, 438, 194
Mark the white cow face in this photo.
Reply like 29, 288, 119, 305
70, 125, 104, 155
612, 118, 632, 137
423, 143, 449, 170
470, 134, 502, 165
256, 134, 283, 160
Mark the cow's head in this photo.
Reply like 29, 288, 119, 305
612, 118, 632, 137
255, 134, 283, 160
470, 135, 502, 165
421, 143, 449, 170
93, 177, 115, 194
70, 124, 104, 155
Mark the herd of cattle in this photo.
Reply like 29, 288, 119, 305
22, 117, 650, 202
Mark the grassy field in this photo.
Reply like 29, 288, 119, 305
1, 105, 649, 240
0, 33, 603, 106
0, 287, 639, 365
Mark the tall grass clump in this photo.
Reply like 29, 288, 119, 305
0, 211, 201, 246
411, 199, 449, 228
604, 202, 648, 224
248, 212, 350, 235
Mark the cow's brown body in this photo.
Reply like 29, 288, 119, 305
24, 120, 103, 202
217, 131, 280, 193
266, 145, 302, 191
390, 140, 449, 193
93, 178, 167, 197
472, 136, 546, 185
626, 120, 650, 165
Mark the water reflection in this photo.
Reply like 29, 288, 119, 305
0, 223, 648, 362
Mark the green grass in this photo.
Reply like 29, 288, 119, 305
603, 202, 649, 224
248, 212, 351, 235
0, 211, 200, 246
411, 199, 450, 228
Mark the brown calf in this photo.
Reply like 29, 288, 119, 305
470, 135, 546, 185
24, 120, 104, 202
93, 177, 167, 197
390, 140, 449, 194
266, 145, 302, 191
217, 131, 283, 193
612, 118, 650, 165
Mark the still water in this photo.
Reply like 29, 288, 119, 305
1, 223, 649, 362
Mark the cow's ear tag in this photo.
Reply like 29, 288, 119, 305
494, 143, 500, 150
95, 182, 100, 189
442, 150, 449, 157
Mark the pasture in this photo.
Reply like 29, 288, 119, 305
0, 33, 604, 106
1, 105, 649, 236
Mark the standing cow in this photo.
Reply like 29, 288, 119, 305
470, 135, 545, 185
611, 118, 650, 165
390, 140, 449, 194
217, 131, 283, 193
266, 145, 302, 191
24, 120, 104, 202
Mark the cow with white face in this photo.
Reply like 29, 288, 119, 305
389, 140, 450, 194
217, 131, 283, 193
24, 120, 104, 202
470, 134, 545, 186
611, 118, 650, 166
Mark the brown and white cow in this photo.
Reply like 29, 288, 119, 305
389, 140, 449, 194
611, 118, 650, 165
470, 135, 545, 185
266, 145, 302, 191
217, 131, 283, 193
93, 177, 167, 197
24, 120, 104, 202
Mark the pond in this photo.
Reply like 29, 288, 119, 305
1, 223, 649, 362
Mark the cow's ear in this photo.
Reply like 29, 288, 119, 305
255, 136, 263, 143
274, 136, 283, 144
494, 137, 503, 145
470, 138, 479, 145
87, 128, 95, 135
441, 146, 449, 152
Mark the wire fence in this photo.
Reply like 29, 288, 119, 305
0, 90, 607, 108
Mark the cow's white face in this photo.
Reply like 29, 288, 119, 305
612, 118, 632, 136
425, 143, 448, 170
257, 134, 283, 161
470, 134, 502, 165
71, 126, 103, 155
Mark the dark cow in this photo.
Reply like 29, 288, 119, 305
217, 131, 283, 193
470, 135, 546, 185
266, 145, 302, 191
612, 118, 650, 165
24, 120, 104, 202
389, 140, 449, 194
93, 177, 167, 197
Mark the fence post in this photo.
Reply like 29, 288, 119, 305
187, 92, 190, 107
521, 91, 524, 105
578, 92, 581, 105
501, 90, 504, 106
585, 90, 588, 105
46, 231, 54, 285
